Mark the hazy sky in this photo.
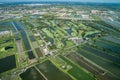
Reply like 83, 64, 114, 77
0, 0, 120, 3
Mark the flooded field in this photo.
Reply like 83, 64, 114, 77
59, 55, 95, 80
20, 67, 45, 80
0, 22, 14, 31
36, 60, 72, 80
77, 49, 120, 79
82, 21, 114, 32
102, 36, 120, 45
66, 52, 117, 80
0, 55, 16, 73
82, 46, 120, 64
101, 18, 120, 30
94, 40, 120, 54
66, 52, 104, 74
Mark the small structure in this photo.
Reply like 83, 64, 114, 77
68, 37, 84, 45
81, 15, 89, 19
34, 32, 40, 36
43, 47, 49, 55
0, 30, 12, 35
91, 10, 100, 14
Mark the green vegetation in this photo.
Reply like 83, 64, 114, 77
36, 60, 73, 80
1, 3, 120, 80
77, 48, 120, 79
59, 55, 95, 80
0, 34, 16, 58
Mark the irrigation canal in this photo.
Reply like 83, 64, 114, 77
12, 22, 35, 59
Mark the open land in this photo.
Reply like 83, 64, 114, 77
0, 2, 120, 80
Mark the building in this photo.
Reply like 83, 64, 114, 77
91, 10, 100, 14
0, 30, 12, 35
81, 14, 89, 19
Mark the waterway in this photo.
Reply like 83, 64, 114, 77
12, 22, 35, 59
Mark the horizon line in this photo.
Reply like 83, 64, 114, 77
1, 1, 120, 4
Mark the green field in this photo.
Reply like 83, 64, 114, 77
36, 60, 73, 80
77, 48, 120, 79
59, 55, 95, 80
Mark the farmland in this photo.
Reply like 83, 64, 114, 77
36, 60, 73, 80
0, 2, 120, 80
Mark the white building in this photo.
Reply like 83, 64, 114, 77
91, 10, 100, 14
0, 30, 12, 35
81, 15, 89, 19
43, 47, 49, 55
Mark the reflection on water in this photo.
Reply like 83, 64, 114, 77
0, 55, 16, 73
20, 67, 45, 80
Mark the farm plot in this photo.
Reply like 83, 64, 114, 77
36, 60, 72, 80
65, 52, 111, 80
82, 46, 120, 64
35, 48, 44, 57
102, 36, 120, 45
94, 40, 120, 55
82, 21, 113, 32
0, 22, 14, 31
20, 67, 45, 80
59, 55, 95, 80
0, 55, 16, 74
77, 49, 120, 80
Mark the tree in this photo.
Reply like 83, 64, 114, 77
81, 32, 85, 38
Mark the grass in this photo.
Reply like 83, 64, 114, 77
0, 40, 16, 59
55, 41, 64, 48
42, 28, 54, 38
0, 47, 5, 52
84, 31, 100, 37
49, 56, 72, 71
65, 41, 75, 47
91, 15, 101, 21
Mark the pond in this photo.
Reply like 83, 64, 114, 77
65, 28, 72, 35
20, 67, 45, 80
5, 46, 13, 50
48, 37, 54, 44
0, 55, 16, 73
49, 26, 55, 31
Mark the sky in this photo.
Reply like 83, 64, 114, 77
0, 0, 120, 3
